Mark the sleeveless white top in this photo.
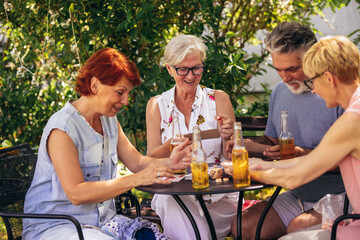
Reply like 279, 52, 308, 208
154, 84, 237, 207
157, 84, 224, 163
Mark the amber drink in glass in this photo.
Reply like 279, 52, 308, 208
232, 122, 250, 187
170, 116, 186, 174
191, 126, 209, 189
279, 110, 295, 160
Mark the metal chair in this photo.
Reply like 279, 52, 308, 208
115, 191, 141, 218
235, 116, 267, 132
0, 143, 141, 240
116, 193, 162, 226
330, 194, 360, 240
0, 143, 84, 240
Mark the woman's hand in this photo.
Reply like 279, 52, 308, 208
224, 139, 234, 160
136, 163, 175, 185
215, 114, 234, 141
221, 157, 268, 176
249, 157, 267, 170
169, 138, 192, 170
220, 161, 233, 176
163, 138, 173, 156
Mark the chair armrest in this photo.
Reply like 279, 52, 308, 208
330, 214, 360, 240
0, 212, 84, 240
115, 192, 141, 218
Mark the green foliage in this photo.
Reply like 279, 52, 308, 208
348, 0, 360, 47
131, 187, 153, 203
0, 218, 6, 240
244, 186, 288, 200
0, 0, 354, 152
240, 84, 271, 117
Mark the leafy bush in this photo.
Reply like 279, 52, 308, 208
0, 0, 353, 153
0, 1, 357, 237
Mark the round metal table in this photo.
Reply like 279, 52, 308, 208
137, 178, 281, 240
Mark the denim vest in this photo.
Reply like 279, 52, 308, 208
23, 101, 119, 239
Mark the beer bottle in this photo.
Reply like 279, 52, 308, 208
191, 126, 209, 189
231, 122, 250, 187
170, 116, 186, 174
279, 110, 295, 159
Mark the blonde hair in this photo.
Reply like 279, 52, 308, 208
303, 36, 360, 84
163, 35, 207, 66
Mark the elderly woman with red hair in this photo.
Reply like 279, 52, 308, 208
23, 48, 190, 240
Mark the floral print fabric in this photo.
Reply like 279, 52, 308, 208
157, 84, 223, 163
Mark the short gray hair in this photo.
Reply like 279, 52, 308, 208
264, 21, 317, 54
163, 35, 207, 66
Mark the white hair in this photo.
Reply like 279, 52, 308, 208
163, 35, 207, 66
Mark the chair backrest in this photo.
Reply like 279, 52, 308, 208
235, 116, 267, 132
235, 116, 267, 140
0, 143, 37, 239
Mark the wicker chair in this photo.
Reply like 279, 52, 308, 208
0, 143, 140, 240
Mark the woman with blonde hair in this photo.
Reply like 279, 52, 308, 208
223, 35, 360, 239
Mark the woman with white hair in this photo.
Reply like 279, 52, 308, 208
146, 35, 237, 240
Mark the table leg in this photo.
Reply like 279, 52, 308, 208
255, 186, 282, 240
236, 191, 244, 240
172, 195, 201, 240
196, 195, 217, 240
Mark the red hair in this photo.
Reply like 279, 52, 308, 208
75, 48, 140, 96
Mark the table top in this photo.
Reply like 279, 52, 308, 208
137, 178, 272, 195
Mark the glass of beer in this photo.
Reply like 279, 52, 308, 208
232, 122, 250, 187
232, 148, 250, 187
279, 138, 295, 159
171, 116, 186, 174
279, 110, 295, 159
191, 126, 209, 189
191, 161, 209, 189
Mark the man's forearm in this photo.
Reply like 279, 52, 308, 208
250, 135, 278, 146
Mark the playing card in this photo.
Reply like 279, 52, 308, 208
159, 174, 186, 182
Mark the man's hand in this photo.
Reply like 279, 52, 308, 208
295, 146, 312, 156
263, 145, 281, 160
264, 145, 312, 160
